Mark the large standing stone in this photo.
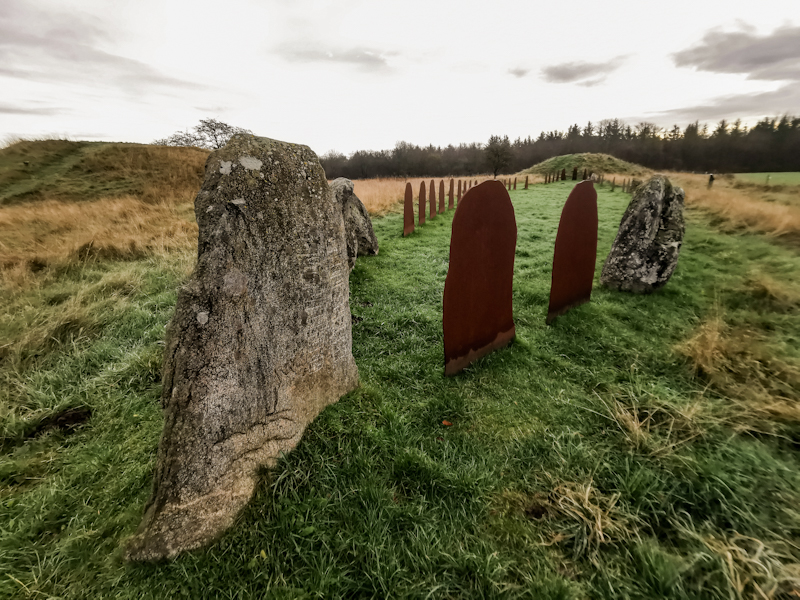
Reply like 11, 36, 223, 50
600, 175, 685, 293
330, 178, 379, 269
125, 135, 359, 561
443, 181, 517, 376
439, 180, 445, 213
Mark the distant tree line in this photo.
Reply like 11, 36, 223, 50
319, 115, 800, 179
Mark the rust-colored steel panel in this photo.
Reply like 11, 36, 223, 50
443, 180, 517, 376
572, 167, 578, 180
513, 178, 517, 190
429, 179, 436, 219
439, 180, 445, 213
524, 175, 529, 189
419, 181, 426, 225
547, 180, 598, 324
448, 179, 454, 209
403, 182, 414, 236
403, 182, 415, 236
457, 179, 462, 204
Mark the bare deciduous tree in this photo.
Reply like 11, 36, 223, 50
153, 119, 252, 149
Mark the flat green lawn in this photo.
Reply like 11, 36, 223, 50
2, 181, 799, 599
735, 172, 800, 186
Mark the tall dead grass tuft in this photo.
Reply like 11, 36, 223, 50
493, 480, 643, 561
539, 480, 642, 560
676, 315, 800, 434
0, 196, 197, 290
739, 273, 800, 313
678, 527, 800, 599
598, 390, 707, 456
671, 173, 800, 242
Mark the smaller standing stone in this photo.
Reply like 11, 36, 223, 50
600, 175, 685, 294
330, 178, 379, 269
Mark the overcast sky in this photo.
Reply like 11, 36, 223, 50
1, 0, 799, 155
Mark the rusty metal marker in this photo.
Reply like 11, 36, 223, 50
403, 182, 414, 236
439, 180, 445, 213
547, 180, 598, 324
524, 175, 529, 189
443, 180, 517, 376
457, 180, 462, 204
419, 181, 426, 225
430, 179, 436, 219
448, 179, 454, 209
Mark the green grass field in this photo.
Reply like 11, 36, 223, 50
735, 172, 800, 186
2, 180, 799, 598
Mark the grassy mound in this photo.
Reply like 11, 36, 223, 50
0, 140, 209, 205
523, 153, 649, 177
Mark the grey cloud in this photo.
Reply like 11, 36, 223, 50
0, 103, 64, 116
274, 42, 396, 72
673, 25, 800, 81
508, 67, 530, 78
639, 82, 800, 123
541, 56, 626, 84
0, 1, 205, 94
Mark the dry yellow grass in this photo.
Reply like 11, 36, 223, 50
690, 532, 800, 599
671, 173, 800, 242
352, 174, 515, 216
675, 312, 800, 433
0, 196, 197, 290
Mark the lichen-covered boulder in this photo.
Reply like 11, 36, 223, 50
125, 134, 359, 561
329, 178, 378, 270
600, 174, 685, 293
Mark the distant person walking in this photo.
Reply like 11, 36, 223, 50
708, 173, 715, 189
